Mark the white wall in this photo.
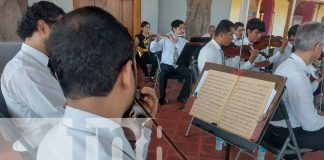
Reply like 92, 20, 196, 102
153, 0, 232, 34
28, 0, 73, 12
141, 0, 159, 34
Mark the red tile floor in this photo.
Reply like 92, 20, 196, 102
0, 67, 323, 160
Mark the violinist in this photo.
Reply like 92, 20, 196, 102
232, 22, 244, 45
267, 22, 324, 153
37, 7, 158, 160
198, 19, 258, 72
238, 18, 287, 72
135, 21, 158, 82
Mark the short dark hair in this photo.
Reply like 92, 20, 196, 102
171, 19, 184, 29
17, 1, 65, 40
49, 6, 134, 99
234, 22, 244, 30
214, 19, 234, 36
141, 21, 150, 28
288, 24, 299, 39
246, 18, 265, 33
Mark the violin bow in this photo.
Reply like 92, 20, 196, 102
135, 90, 188, 160
319, 57, 324, 113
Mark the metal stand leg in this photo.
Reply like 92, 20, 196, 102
225, 143, 231, 160
185, 117, 194, 136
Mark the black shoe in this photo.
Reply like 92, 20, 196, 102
177, 97, 187, 103
159, 97, 168, 105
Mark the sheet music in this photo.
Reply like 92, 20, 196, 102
189, 70, 238, 123
218, 76, 275, 139
193, 70, 209, 97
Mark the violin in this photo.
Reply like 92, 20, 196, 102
133, 88, 188, 160
253, 35, 284, 50
222, 44, 252, 60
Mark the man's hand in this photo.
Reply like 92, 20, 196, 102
248, 49, 259, 63
167, 34, 177, 44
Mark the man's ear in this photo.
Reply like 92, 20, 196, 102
314, 42, 322, 53
37, 19, 51, 36
120, 60, 133, 89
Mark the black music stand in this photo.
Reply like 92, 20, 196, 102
189, 37, 212, 43
184, 63, 287, 160
176, 42, 206, 67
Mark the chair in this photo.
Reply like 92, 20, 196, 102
153, 51, 183, 95
190, 57, 199, 83
0, 42, 21, 74
0, 85, 36, 160
260, 100, 313, 160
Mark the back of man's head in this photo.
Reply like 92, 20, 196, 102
295, 22, 324, 52
49, 6, 134, 100
214, 20, 234, 37
287, 24, 299, 39
17, 1, 65, 40
246, 18, 265, 33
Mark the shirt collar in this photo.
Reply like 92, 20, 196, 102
21, 43, 49, 67
243, 37, 252, 45
211, 38, 222, 51
290, 53, 309, 74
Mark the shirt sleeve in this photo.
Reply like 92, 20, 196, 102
268, 49, 281, 64
198, 47, 222, 72
150, 39, 163, 53
286, 74, 324, 131
11, 68, 65, 118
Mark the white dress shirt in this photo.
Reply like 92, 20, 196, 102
202, 33, 211, 37
238, 37, 281, 71
150, 32, 187, 65
232, 34, 243, 46
272, 42, 293, 72
1, 43, 65, 150
272, 53, 324, 131
197, 39, 253, 72
37, 106, 152, 160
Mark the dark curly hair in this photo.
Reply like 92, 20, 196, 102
246, 18, 265, 33
17, 1, 65, 40
48, 6, 134, 99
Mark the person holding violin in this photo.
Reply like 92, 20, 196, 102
37, 7, 158, 160
232, 22, 245, 45
198, 19, 258, 72
267, 22, 324, 153
238, 18, 288, 71
135, 21, 158, 82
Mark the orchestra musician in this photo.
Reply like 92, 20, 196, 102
232, 22, 245, 45
37, 6, 158, 160
198, 19, 258, 72
202, 25, 216, 37
237, 18, 288, 72
266, 22, 324, 154
134, 21, 158, 82
150, 20, 192, 105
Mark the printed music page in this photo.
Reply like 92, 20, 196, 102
218, 76, 275, 140
189, 70, 239, 124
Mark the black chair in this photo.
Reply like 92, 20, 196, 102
260, 100, 313, 160
153, 51, 183, 95
0, 85, 36, 160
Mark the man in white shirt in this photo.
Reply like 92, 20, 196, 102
150, 20, 192, 105
202, 25, 215, 37
0, 1, 65, 151
37, 7, 158, 160
232, 22, 244, 45
198, 20, 258, 72
237, 18, 287, 72
267, 22, 324, 151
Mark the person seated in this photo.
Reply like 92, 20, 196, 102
150, 20, 192, 105
198, 19, 258, 72
266, 22, 324, 153
37, 6, 158, 160
1, 1, 65, 151
202, 25, 215, 37
134, 21, 158, 82
232, 22, 245, 45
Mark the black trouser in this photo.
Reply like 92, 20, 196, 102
135, 52, 157, 77
159, 63, 192, 100
264, 124, 324, 151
